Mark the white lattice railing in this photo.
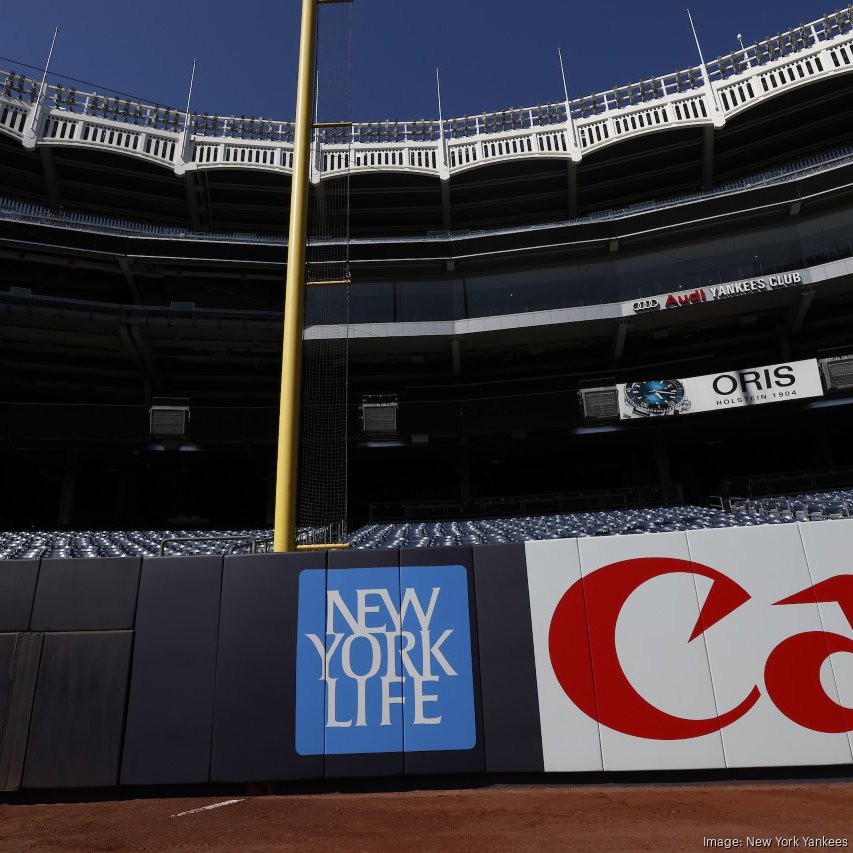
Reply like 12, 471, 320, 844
0, 95, 28, 138
719, 49, 829, 115
0, 5, 851, 177
536, 128, 570, 154
447, 140, 478, 169
2, 142, 853, 241
39, 111, 180, 167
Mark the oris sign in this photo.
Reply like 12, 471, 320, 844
617, 358, 823, 419
526, 524, 853, 771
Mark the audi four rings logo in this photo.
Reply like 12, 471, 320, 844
548, 558, 853, 738
631, 298, 661, 313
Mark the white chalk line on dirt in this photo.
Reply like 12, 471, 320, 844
170, 799, 245, 818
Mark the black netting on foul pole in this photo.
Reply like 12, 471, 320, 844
298, 0, 352, 542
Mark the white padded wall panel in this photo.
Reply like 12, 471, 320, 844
797, 520, 853, 758
525, 539, 603, 772
576, 533, 725, 772
686, 525, 852, 768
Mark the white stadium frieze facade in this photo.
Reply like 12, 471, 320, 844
2, 7, 853, 181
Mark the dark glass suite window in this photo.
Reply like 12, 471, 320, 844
331, 207, 853, 325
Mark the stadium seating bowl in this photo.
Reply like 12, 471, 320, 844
1, 490, 852, 559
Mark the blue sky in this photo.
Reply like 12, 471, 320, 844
0, 0, 838, 122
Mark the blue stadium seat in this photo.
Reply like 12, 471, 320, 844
2, 489, 853, 557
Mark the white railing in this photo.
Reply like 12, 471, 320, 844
0, 5, 851, 177
0, 100, 27, 137
3, 142, 852, 245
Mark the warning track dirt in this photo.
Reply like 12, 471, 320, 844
1, 781, 851, 852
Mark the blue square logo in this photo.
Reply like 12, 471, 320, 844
295, 565, 476, 755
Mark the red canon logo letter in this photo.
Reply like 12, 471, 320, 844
765, 576, 853, 733
549, 557, 761, 739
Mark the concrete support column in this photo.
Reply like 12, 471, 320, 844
654, 434, 672, 488
456, 444, 471, 502
567, 160, 578, 219
57, 453, 81, 528
115, 466, 142, 527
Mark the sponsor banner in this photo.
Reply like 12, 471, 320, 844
526, 524, 853, 771
525, 538, 603, 772
686, 525, 852, 768
797, 520, 853, 756
289, 526, 853, 772
622, 269, 809, 316
573, 533, 727, 771
617, 358, 823, 419
295, 564, 476, 756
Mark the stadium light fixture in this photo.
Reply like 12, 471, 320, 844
273, 0, 319, 552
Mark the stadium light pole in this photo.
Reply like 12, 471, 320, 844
22, 26, 59, 149
557, 48, 570, 105
436, 68, 448, 168
184, 59, 198, 122
687, 9, 722, 116
273, 0, 319, 552
37, 28, 59, 109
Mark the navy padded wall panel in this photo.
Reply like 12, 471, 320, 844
211, 552, 325, 783
0, 561, 39, 632
22, 632, 132, 789
0, 633, 43, 791
31, 558, 140, 631
0, 634, 16, 731
0, 635, 19, 786
121, 556, 222, 786
473, 544, 544, 773
400, 546, 486, 776
324, 548, 403, 779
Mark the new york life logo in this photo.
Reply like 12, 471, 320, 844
295, 565, 476, 755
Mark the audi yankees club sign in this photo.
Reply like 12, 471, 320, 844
287, 521, 853, 773
617, 358, 824, 419
623, 270, 809, 316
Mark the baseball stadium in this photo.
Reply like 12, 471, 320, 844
1, 0, 853, 849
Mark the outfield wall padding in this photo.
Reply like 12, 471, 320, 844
31, 558, 140, 632
473, 543, 543, 774
399, 546, 486, 776
0, 632, 42, 791
0, 561, 40, 632
0, 521, 852, 790
120, 556, 222, 786
324, 547, 404, 779
211, 551, 325, 783
0, 635, 16, 733
22, 631, 131, 788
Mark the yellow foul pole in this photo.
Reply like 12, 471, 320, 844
274, 0, 319, 552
